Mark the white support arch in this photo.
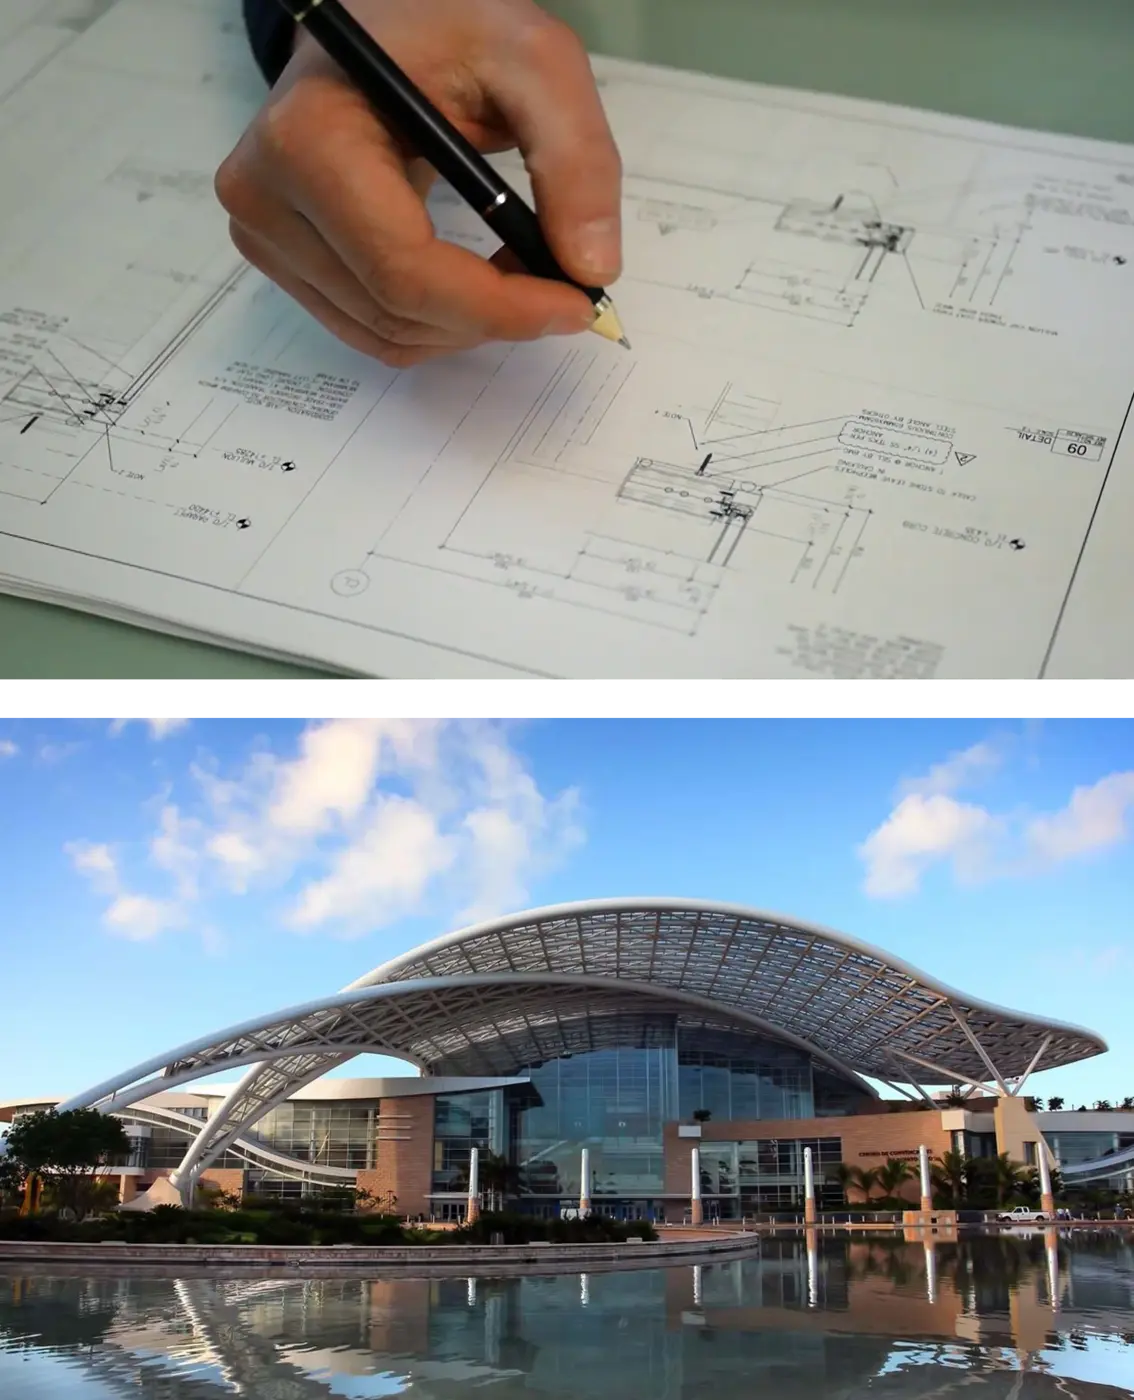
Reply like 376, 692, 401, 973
114, 1103, 357, 1186
949, 1008, 1012, 1097
60, 970, 881, 1194
51, 898, 1106, 1200
1010, 1034, 1052, 1097
890, 1047, 996, 1096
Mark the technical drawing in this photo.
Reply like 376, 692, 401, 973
2, 6, 1134, 678
353, 353, 877, 637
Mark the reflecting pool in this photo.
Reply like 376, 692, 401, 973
2, 1232, 1133, 1398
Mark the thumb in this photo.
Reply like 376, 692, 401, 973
485, 20, 622, 286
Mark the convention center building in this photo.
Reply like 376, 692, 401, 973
4, 899, 1132, 1216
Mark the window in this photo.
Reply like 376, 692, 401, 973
432, 1091, 499, 1193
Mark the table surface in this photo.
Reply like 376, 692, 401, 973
4, 0, 1133, 678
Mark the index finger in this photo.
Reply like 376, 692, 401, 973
265, 78, 597, 340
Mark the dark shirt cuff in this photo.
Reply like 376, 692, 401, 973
242, 0, 296, 85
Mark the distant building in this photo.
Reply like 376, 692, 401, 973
3, 899, 1130, 1213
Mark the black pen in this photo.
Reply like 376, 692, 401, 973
273, 0, 629, 347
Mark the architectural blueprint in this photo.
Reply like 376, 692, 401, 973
2, 0, 1134, 675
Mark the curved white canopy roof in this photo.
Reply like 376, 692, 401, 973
353, 898, 1106, 1084
60, 897, 1105, 1192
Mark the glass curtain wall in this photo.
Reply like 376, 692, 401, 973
508, 1026, 829, 1206
677, 1031, 815, 1122
432, 1091, 503, 1193
697, 1137, 843, 1219
512, 1043, 677, 1198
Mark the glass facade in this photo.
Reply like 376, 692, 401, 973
432, 1091, 502, 1193
511, 1044, 675, 1198
677, 1030, 815, 1121
248, 1101, 377, 1170
702, 1137, 843, 1217
505, 1025, 851, 1206
1049, 1130, 1134, 1188
125, 1101, 377, 1174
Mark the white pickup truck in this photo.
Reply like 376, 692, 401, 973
995, 1205, 1049, 1224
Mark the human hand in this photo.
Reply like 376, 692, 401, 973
215, 0, 622, 367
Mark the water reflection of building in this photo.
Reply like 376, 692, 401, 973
2, 900, 1121, 1217
3, 1238, 1133, 1399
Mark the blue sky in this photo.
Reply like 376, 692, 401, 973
0, 718, 1130, 1107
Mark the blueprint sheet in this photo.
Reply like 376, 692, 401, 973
3, 0, 1134, 677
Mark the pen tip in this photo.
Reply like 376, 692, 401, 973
618, 336, 632, 350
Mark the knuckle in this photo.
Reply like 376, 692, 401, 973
516, 14, 585, 66
364, 306, 421, 346
259, 91, 307, 161
213, 153, 252, 220
375, 267, 429, 322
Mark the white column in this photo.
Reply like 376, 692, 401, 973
919, 1144, 932, 1212
1045, 1226, 1059, 1310
467, 1146, 480, 1222
803, 1146, 816, 1224
484, 1293, 502, 1367
692, 1263, 703, 1306
580, 1147, 591, 1214
806, 1228, 819, 1307
690, 1146, 703, 1224
924, 1241, 937, 1304
1038, 1144, 1055, 1214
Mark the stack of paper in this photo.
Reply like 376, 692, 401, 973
2, 0, 1133, 675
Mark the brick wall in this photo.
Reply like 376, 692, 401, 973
357, 1095, 435, 1216
199, 1167, 247, 1202
664, 1108, 952, 1204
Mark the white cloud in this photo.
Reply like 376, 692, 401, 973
266, 719, 434, 836
110, 719, 189, 739
103, 892, 182, 941
859, 741, 1134, 897
858, 793, 1000, 897
66, 839, 118, 885
1025, 771, 1134, 862
67, 839, 181, 941
66, 719, 583, 944
900, 739, 1003, 798
0, 739, 17, 759
290, 794, 455, 929
149, 803, 202, 902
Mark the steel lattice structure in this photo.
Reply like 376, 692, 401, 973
60, 898, 1105, 1194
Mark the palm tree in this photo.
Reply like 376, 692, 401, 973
1048, 1097, 1065, 1111
1120, 1096, 1134, 1111
831, 1162, 855, 1204
849, 1166, 881, 1204
931, 1150, 969, 1206
478, 1151, 524, 1212
1093, 1100, 1114, 1112
992, 1152, 1026, 1206
877, 1158, 914, 1202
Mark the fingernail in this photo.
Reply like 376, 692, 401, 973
574, 218, 621, 280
